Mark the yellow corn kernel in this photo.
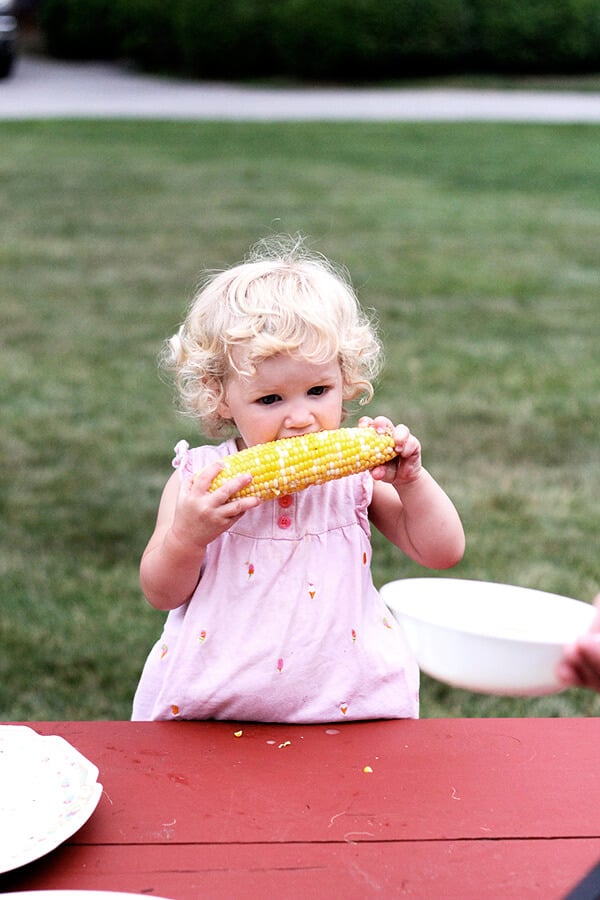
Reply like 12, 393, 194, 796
203, 427, 397, 501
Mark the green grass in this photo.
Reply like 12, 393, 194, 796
1, 119, 599, 720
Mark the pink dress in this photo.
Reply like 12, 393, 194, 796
131, 439, 419, 722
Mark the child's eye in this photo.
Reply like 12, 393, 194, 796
257, 394, 281, 405
308, 386, 327, 396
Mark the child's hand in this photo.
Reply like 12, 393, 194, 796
359, 415, 422, 487
556, 596, 600, 693
171, 460, 260, 551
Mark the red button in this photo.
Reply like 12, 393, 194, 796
277, 515, 292, 529
278, 495, 293, 508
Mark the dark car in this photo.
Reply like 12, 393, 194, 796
0, 0, 18, 78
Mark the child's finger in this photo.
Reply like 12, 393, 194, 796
221, 494, 261, 520
209, 472, 255, 505
371, 415, 395, 433
392, 423, 409, 446
190, 459, 225, 492
396, 431, 420, 459
191, 462, 258, 509
359, 414, 394, 435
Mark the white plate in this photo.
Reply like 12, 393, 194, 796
381, 577, 597, 696
0, 726, 103, 874
1, 894, 175, 899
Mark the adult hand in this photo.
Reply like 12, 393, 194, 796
556, 595, 600, 693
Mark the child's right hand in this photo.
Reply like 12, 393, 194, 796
171, 460, 261, 552
141, 461, 260, 610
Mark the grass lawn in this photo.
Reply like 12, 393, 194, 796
1, 119, 599, 720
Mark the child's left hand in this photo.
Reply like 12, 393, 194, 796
358, 415, 422, 486
359, 414, 465, 570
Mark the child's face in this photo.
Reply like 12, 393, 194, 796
218, 352, 344, 449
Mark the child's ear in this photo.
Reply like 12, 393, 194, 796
217, 388, 233, 420
214, 377, 232, 419
216, 396, 232, 419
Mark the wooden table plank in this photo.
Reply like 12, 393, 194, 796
2, 839, 599, 899
24, 719, 600, 843
2, 720, 600, 898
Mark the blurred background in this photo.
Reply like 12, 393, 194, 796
1, 1, 599, 720
4, 0, 600, 83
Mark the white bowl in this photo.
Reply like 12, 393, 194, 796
380, 577, 596, 696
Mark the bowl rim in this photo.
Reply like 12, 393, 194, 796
380, 577, 595, 648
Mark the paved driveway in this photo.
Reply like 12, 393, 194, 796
2, 54, 600, 121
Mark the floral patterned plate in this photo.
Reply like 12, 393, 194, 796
0, 725, 103, 874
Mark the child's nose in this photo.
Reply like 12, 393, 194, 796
284, 403, 314, 429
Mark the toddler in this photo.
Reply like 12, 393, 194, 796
132, 236, 465, 722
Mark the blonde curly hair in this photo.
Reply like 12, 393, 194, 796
162, 235, 384, 437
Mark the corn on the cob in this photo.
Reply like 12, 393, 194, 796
203, 427, 397, 501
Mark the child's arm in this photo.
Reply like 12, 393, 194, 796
363, 415, 465, 570
556, 597, 600, 692
140, 460, 259, 611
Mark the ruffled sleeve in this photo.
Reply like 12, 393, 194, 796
171, 437, 238, 481
172, 440, 194, 480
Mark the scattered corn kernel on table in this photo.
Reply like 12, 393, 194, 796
1, 718, 600, 899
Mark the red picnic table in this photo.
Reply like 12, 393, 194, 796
0, 718, 599, 899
